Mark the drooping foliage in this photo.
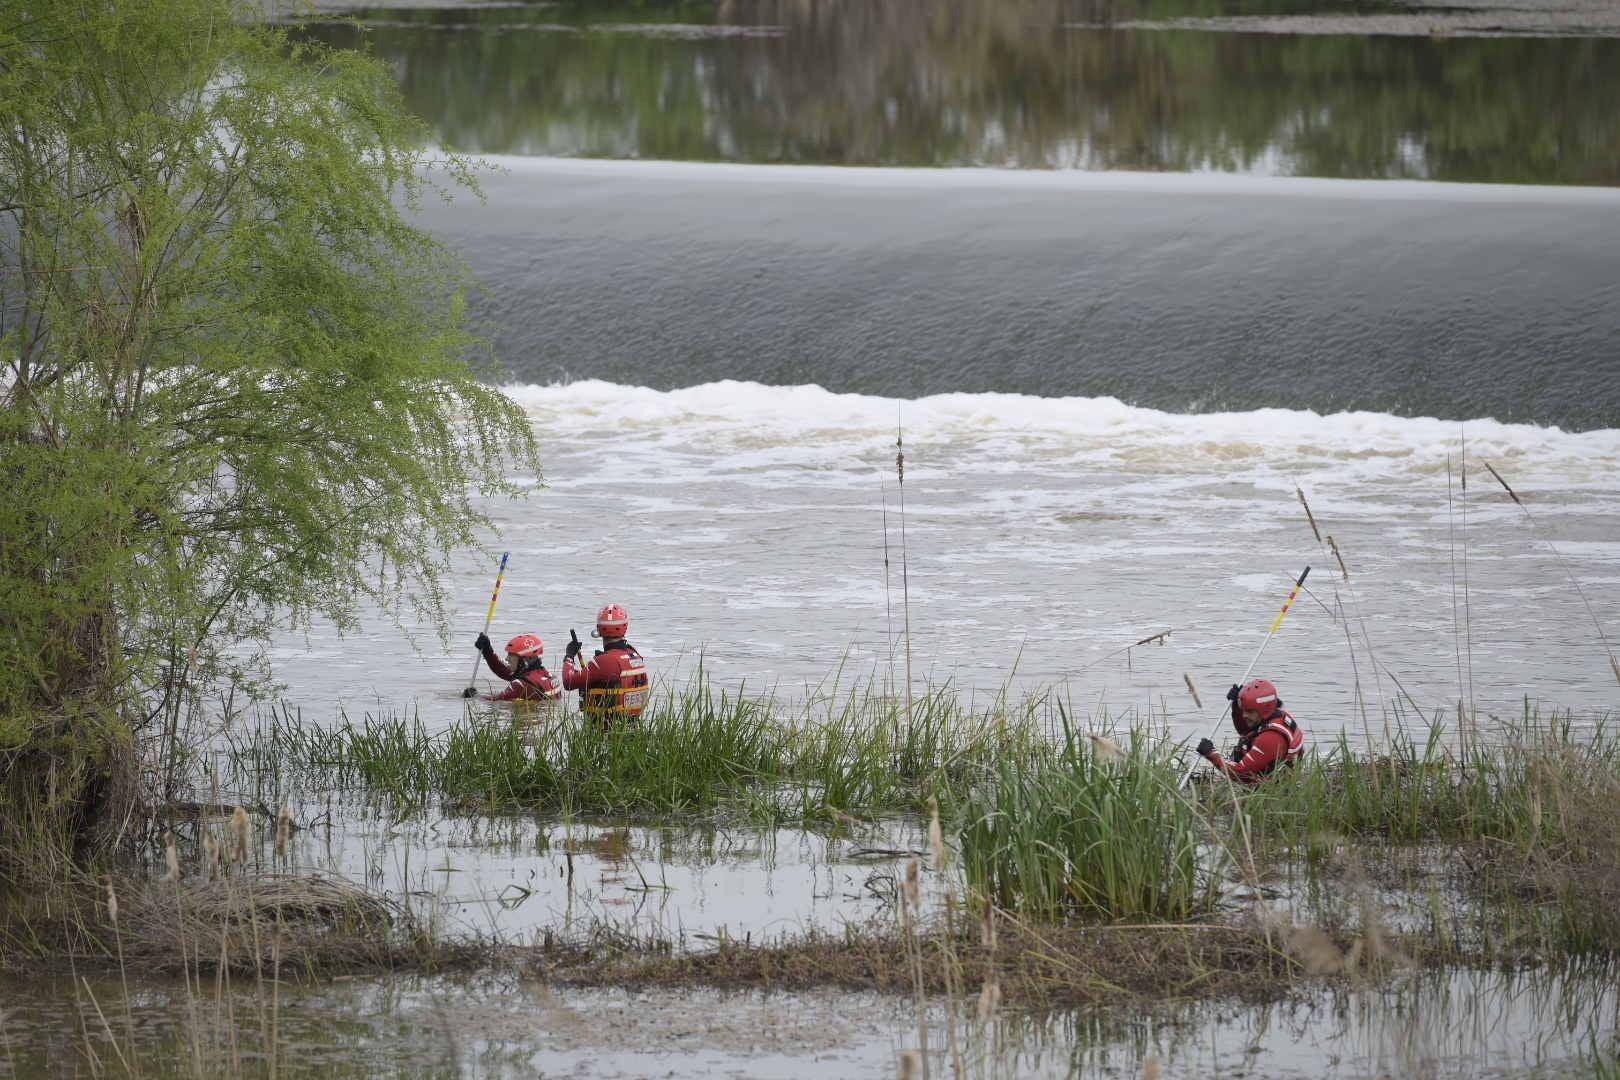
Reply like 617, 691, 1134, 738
0, 0, 538, 860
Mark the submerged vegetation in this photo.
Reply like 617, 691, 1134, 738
232, 680, 1620, 958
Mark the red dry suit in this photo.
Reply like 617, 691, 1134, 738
1206, 710, 1305, 783
477, 653, 561, 704
562, 640, 649, 723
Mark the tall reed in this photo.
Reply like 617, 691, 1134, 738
958, 714, 1218, 921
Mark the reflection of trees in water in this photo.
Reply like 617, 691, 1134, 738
308, 2, 1620, 182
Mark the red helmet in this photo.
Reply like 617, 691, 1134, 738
1237, 678, 1280, 721
593, 603, 629, 639
505, 633, 543, 658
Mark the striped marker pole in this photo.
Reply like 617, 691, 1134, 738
465, 551, 510, 696
1179, 565, 1311, 790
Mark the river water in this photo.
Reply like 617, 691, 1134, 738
254, 3, 1620, 741
14, 4, 1619, 1077
259, 159, 1620, 744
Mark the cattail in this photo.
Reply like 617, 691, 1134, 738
276, 804, 293, 859
978, 902, 996, 950
1183, 673, 1202, 710
976, 975, 1001, 1021
1327, 535, 1349, 581
203, 831, 220, 880
163, 831, 180, 882
1483, 461, 1522, 506
1087, 733, 1123, 762
104, 876, 119, 925
229, 806, 250, 865
927, 799, 945, 868
1296, 488, 1322, 544
902, 858, 921, 912
897, 1050, 922, 1080
1141, 1055, 1161, 1080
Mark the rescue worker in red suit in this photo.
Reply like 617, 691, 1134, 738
1196, 678, 1305, 782
562, 603, 649, 726
465, 632, 561, 703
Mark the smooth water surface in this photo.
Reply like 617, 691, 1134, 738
3, 963, 1614, 1076
294, 0, 1620, 184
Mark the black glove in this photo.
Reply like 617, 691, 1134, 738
565, 631, 582, 660
1196, 738, 1216, 759
1226, 683, 1241, 702
475, 632, 493, 653
461, 686, 480, 699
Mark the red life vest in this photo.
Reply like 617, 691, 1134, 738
480, 653, 560, 704
563, 641, 649, 722
1226, 709, 1304, 780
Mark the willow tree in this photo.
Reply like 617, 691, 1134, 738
0, 0, 537, 863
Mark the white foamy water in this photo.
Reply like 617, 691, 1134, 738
265, 381, 1620, 744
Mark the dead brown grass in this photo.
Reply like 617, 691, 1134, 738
535, 918, 1312, 1009
0, 870, 487, 977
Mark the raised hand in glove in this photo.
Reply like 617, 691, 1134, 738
565, 631, 582, 660
475, 632, 493, 653
1196, 737, 1216, 759
1226, 683, 1242, 702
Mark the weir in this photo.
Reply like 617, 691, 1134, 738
413, 160, 1620, 431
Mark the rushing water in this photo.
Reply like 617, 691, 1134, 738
263, 163, 1620, 741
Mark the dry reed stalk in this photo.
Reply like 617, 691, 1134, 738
896, 417, 914, 728
978, 902, 996, 951
927, 800, 945, 869
1446, 453, 1472, 710
897, 1050, 923, 1080
1142, 1056, 1162, 1080
79, 977, 132, 1074
1327, 535, 1349, 581
104, 877, 138, 1072
1455, 700, 1473, 770
975, 975, 1000, 1021
163, 831, 181, 882
1485, 459, 1620, 686
1296, 487, 1322, 544
1086, 733, 1123, 762
882, 481, 894, 674
1182, 673, 1202, 710
899, 855, 929, 1080
275, 805, 292, 860
229, 806, 250, 866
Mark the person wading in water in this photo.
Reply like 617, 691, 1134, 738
1196, 677, 1304, 782
466, 633, 561, 704
563, 603, 649, 727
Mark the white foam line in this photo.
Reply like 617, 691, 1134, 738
470, 154, 1620, 205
